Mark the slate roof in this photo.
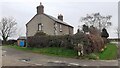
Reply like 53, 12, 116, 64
26, 13, 73, 28
44, 14, 73, 28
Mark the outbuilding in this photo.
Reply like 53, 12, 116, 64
17, 37, 26, 47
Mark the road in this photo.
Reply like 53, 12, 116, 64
1, 46, 120, 68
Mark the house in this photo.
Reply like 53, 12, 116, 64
26, 2, 73, 37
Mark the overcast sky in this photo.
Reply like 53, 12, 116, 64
0, 0, 119, 39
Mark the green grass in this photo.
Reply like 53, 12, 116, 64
4, 45, 77, 58
83, 43, 118, 60
4, 43, 118, 60
33, 47, 77, 58
96, 43, 118, 60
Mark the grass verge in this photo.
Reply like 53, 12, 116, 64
97, 43, 118, 60
4, 43, 118, 60
4, 45, 77, 58
82, 43, 118, 60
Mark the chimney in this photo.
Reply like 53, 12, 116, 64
37, 2, 44, 14
58, 14, 63, 21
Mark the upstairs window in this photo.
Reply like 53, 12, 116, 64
38, 23, 43, 31
54, 23, 57, 30
60, 24, 62, 32
54, 23, 58, 35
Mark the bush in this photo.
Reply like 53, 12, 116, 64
27, 36, 49, 48
27, 35, 74, 49
2, 40, 17, 45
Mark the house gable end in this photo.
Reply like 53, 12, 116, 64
26, 14, 38, 26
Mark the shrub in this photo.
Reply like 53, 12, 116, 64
27, 35, 74, 49
73, 31, 85, 44
2, 40, 17, 45
27, 36, 49, 48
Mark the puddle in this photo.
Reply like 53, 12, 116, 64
2, 51, 6, 56
3, 51, 6, 53
2, 54, 6, 56
19, 58, 31, 62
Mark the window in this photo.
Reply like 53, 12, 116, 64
38, 23, 43, 31
55, 30, 58, 35
54, 23, 57, 30
54, 23, 58, 35
60, 24, 62, 32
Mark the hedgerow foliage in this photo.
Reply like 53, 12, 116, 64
27, 26, 109, 54
27, 31, 74, 49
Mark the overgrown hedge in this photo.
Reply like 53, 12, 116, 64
27, 35, 74, 49
27, 31, 107, 54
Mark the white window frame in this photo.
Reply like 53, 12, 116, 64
38, 23, 43, 31
60, 24, 62, 32
54, 23, 58, 35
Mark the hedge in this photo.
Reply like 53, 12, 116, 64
27, 35, 74, 49
27, 31, 107, 54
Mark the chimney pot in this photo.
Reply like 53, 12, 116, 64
58, 14, 63, 21
37, 2, 44, 14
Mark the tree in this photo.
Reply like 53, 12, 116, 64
0, 17, 17, 43
82, 24, 89, 33
101, 28, 109, 38
89, 25, 100, 35
81, 13, 112, 31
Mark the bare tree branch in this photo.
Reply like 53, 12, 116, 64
80, 13, 112, 31
0, 17, 17, 42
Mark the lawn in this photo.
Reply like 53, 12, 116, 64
4, 43, 118, 60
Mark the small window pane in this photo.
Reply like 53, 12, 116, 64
60, 24, 62, 32
38, 23, 43, 31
